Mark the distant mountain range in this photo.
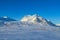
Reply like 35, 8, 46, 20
0, 14, 59, 27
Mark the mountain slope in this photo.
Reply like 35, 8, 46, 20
20, 14, 56, 26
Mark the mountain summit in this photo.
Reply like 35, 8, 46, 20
21, 14, 46, 23
20, 14, 56, 26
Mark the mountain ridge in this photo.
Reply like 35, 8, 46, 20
20, 14, 56, 26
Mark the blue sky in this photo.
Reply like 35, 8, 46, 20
0, 0, 60, 24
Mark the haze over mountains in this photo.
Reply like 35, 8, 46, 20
0, 14, 60, 40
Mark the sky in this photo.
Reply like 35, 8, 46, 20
0, 0, 60, 24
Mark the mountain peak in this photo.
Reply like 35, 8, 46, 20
0, 16, 16, 22
2, 16, 9, 18
20, 14, 56, 26
20, 14, 46, 23
32, 14, 39, 17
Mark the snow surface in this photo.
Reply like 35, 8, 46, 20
0, 22, 60, 40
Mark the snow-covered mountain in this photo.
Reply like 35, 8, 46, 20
20, 14, 56, 26
0, 16, 16, 22
0, 16, 16, 26
0, 14, 60, 40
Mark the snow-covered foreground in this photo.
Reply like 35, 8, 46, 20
0, 22, 60, 40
